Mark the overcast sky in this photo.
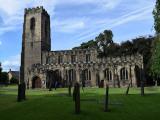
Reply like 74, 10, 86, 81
0, 0, 156, 71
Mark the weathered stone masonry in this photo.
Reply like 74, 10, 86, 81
20, 7, 144, 89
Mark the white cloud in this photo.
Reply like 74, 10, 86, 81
0, 40, 2, 45
2, 54, 20, 71
55, 0, 121, 7
101, 0, 122, 10
0, 0, 156, 48
56, 21, 85, 33
53, 18, 87, 33
0, 0, 122, 36
73, 4, 154, 43
0, 0, 56, 36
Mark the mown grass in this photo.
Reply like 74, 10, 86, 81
0, 86, 160, 120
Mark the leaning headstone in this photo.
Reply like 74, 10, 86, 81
104, 83, 109, 112
125, 82, 131, 95
73, 82, 80, 114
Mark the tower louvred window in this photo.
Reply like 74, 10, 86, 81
30, 17, 35, 30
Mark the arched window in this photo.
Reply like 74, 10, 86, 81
30, 17, 35, 30
120, 67, 128, 81
89, 70, 91, 80
58, 56, 63, 64
68, 69, 76, 83
104, 68, 112, 81
82, 69, 91, 81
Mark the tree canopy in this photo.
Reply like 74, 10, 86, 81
153, 0, 160, 34
150, 0, 160, 77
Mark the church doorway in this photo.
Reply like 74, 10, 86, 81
32, 76, 42, 88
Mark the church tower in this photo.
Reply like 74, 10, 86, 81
20, 6, 51, 86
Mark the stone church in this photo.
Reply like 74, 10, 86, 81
20, 6, 143, 89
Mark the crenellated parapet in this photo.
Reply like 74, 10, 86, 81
25, 6, 49, 17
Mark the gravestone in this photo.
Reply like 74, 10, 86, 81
73, 82, 80, 114
125, 82, 131, 95
17, 82, 26, 102
68, 84, 72, 97
104, 83, 109, 112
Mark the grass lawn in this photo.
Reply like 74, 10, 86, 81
0, 85, 160, 120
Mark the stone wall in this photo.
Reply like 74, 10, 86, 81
28, 50, 143, 88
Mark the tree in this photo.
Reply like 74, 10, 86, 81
0, 72, 9, 85
103, 30, 113, 45
0, 62, 2, 83
73, 40, 97, 49
10, 77, 18, 84
102, 42, 120, 57
97, 30, 113, 55
151, 0, 160, 85
153, 0, 160, 34
119, 40, 133, 55
150, 37, 160, 81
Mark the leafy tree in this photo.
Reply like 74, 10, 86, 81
0, 63, 2, 73
104, 43, 120, 57
153, 0, 160, 34
97, 30, 113, 55
0, 62, 2, 83
103, 30, 113, 45
132, 37, 153, 73
10, 77, 18, 84
0, 72, 9, 85
119, 40, 133, 55
150, 37, 160, 79
151, 0, 160, 85
73, 40, 97, 49
73, 29, 113, 54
